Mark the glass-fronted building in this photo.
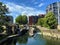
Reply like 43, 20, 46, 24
46, 2, 60, 25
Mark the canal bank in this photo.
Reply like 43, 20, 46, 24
36, 26, 60, 39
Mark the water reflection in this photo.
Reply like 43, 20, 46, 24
0, 38, 17, 45
0, 33, 28, 45
17, 33, 28, 45
1, 33, 60, 45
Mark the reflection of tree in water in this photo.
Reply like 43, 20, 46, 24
1, 38, 17, 45
17, 33, 28, 44
46, 38, 60, 45
0, 36, 7, 40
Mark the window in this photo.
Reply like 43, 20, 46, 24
53, 3, 57, 7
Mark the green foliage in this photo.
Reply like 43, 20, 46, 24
37, 18, 44, 27
37, 11, 57, 29
0, 26, 4, 33
15, 15, 22, 24
43, 12, 57, 29
15, 15, 27, 24
0, 2, 8, 15
22, 15, 27, 24
0, 2, 9, 25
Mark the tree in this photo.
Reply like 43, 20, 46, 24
22, 15, 27, 24
15, 15, 27, 24
0, 26, 4, 33
0, 2, 9, 25
0, 2, 8, 15
43, 11, 57, 29
37, 18, 44, 26
15, 15, 22, 24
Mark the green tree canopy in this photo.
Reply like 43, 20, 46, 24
15, 15, 27, 24
0, 2, 8, 15
0, 2, 9, 25
15, 15, 22, 24
43, 11, 57, 29
37, 11, 57, 29
22, 15, 27, 24
37, 18, 44, 26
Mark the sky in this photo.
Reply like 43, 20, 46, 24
0, 0, 60, 21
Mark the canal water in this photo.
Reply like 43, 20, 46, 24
1, 32, 60, 45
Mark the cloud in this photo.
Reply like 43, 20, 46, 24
5, 2, 45, 19
38, 3, 44, 7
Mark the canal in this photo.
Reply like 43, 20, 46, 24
0, 32, 60, 45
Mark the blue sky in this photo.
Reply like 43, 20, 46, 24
0, 0, 60, 20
